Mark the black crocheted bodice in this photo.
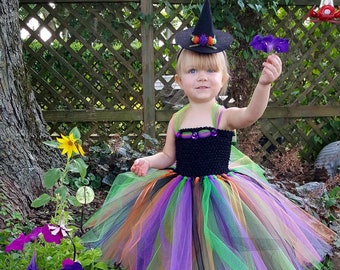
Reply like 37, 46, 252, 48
175, 127, 234, 177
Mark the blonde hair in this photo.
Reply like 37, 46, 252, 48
176, 49, 230, 95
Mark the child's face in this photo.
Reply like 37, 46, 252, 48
175, 50, 226, 103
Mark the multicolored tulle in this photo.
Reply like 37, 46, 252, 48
82, 145, 335, 270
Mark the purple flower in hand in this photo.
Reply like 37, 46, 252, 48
250, 34, 289, 53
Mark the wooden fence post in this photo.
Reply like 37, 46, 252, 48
141, 0, 155, 138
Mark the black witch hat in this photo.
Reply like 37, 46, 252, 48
175, 0, 233, 54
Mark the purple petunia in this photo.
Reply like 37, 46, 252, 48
5, 224, 71, 252
26, 252, 39, 270
250, 34, 289, 53
43, 224, 71, 244
5, 232, 28, 252
61, 258, 84, 270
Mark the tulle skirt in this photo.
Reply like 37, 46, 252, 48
82, 146, 335, 270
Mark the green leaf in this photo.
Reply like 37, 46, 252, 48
324, 198, 336, 208
329, 186, 340, 198
70, 158, 88, 179
334, 237, 340, 248
70, 127, 81, 140
242, 50, 250, 60
81, 178, 90, 185
43, 140, 60, 148
79, 248, 103, 266
237, 0, 245, 9
94, 262, 108, 270
31, 193, 51, 208
55, 185, 69, 201
68, 195, 82, 207
43, 168, 62, 188
76, 186, 95, 204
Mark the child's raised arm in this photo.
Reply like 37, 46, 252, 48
226, 54, 282, 130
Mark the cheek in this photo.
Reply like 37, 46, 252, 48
181, 75, 194, 85
214, 75, 224, 88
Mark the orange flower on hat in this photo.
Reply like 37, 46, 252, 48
207, 36, 216, 46
192, 35, 200, 44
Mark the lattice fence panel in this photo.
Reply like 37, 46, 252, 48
152, 3, 191, 111
150, 3, 192, 139
256, 5, 340, 161
19, 1, 339, 162
20, 2, 145, 144
267, 6, 339, 106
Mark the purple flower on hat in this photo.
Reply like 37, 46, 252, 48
250, 34, 289, 53
199, 34, 208, 46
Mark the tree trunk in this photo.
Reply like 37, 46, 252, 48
0, 0, 62, 227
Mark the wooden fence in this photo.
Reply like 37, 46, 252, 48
18, 0, 339, 163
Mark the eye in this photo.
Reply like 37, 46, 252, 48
207, 68, 215, 73
188, 68, 197, 74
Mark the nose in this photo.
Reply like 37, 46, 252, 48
197, 70, 207, 81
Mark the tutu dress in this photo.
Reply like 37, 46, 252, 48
82, 104, 335, 270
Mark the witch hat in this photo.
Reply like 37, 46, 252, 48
175, 0, 233, 54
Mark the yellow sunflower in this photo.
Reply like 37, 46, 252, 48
75, 141, 85, 156
57, 133, 84, 159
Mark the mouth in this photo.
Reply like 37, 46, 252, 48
196, 85, 209, 90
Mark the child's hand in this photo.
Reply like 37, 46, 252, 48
131, 158, 150, 176
259, 54, 282, 85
